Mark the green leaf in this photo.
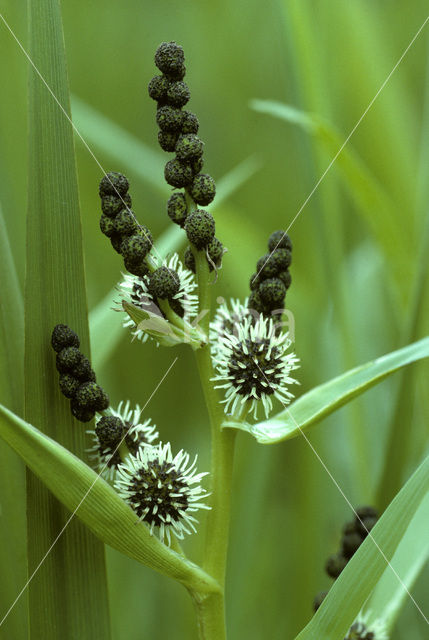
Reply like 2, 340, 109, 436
294, 454, 429, 640
0, 403, 220, 595
223, 337, 429, 443
26, 1, 110, 637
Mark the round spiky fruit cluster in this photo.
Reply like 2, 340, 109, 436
248, 230, 293, 318
98, 171, 153, 277
51, 324, 109, 422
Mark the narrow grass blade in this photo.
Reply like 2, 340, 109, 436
294, 454, 429, 640
0, 205, 27, 639
0, 404, 220, 595
223, 337, 429, 443
26, 1, 110, 637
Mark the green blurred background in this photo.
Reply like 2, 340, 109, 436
1, 0, 428, 638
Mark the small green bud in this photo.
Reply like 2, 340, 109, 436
167, 192, 188, 227
258, 278, 286, 308
268, 230, 293, 252
59, 374, 80, 399
56, 346, 82, 373
154, 41, 185, 76
74, 382, 109, 412
158, 130, 179, 152
164, 159, 193, 187
189, 173, 216, 206
51, 324, 80, 352
123, 257, 150, 278
207, 236, 224, 269
313, 591, 328, 612
110, 233, 123, 254
147, 266, 180, 299
325, 553, 347, 579
256, 249, 291, 279
148, 74, 169, 102
181, 110, 199, 134
184, 246, 196, 273
114, 209, 139, 237
185, 210, 215, 249
72, 356, 96, 382
70, 399, 95, 423
278, 270, 292, 290
175, 134, 204, 161
95, 416, 125, 449
166, 80, 190, 107
99, 171, 129, 197
120, 234, 152, 263
342, 531, 363, 559
248, 290, 265, 314
156, 105, 184, 133
191, 155, 204, 175
101, 193, 131, 218
99, 214, 116, 238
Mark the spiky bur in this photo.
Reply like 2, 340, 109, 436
148, 41, 224, 274
51, 324, 109, 422
118, 254, 198, 343
114, 442, 210, 545
87, 401, 158, 481
212, 315, 299, 418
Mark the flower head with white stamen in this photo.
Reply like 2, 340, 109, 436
114, 442, 210, 545
212, 315, 299, 419
87, 401, 158, 481
209, 298, 251, 354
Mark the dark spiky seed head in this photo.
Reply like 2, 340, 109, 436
96, 416, 125, 449
325, 553, 347, 579
342, 532, 363, 559
167, 192, 188, 226
278, 270, 292, 290
256, 249, 291, 279
51, 324, 80, 352
124, 257, 150, 278
100, 193, 131, 218
313, 591, 328, 612
59, 374, 80, 399
99, 214, 116, 238
147, 266, 180, 299
154, 41, 185, 76
113, 209, 139, 237
185, 210, 215, 249
72, 356, 96, 382
156, 105, 184, 133
148, 74, 169, 102
164, 159, 193, 187
56, 346, 83, 373
248, 290, 265, 314
74, 382, 109, 411
249, 273, 261, 291
110, 233, 123, 254
166, 81, 190, 107
258, 278, 286, 308
121, 233, 152, 264
189, 173, 216, 206
158, 130, 179, 152
207, 237, 224, 269
181, 110, 199, 134
99, 172, 129, 197
184, 246, 196, 273
70, 399, 95, 423
175, 135, 204, 161
268, 230, 293, 252
191, 156, 204, 175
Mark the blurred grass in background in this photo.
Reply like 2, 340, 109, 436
1, 0, 428, 638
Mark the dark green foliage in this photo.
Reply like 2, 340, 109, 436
147, 266, 180, 299
121, 234, 152, 263
164, 159, 193, 187
175, 134, 204, 161
268, 230, 293, 252
181, 110, 199, 134
167, 192, 188, 226
56, 346, 82, 373
148, 74, 169, 102
123, 257, 150, 278
154, 41, 185, 77
189, 173, 216, 206
96, 416, 125, 449
325, 553, 347, 579
113, 209, 139, 237
158, 130, 179, 152
99, 214, 116, 238
51, 324, 80, 352
101, 193, 131, 218
248, 290, 265, 314
259, 278, 286, 307
185, 210, 215, 249
99, 171, 129, 197
70, 399, 95, 423
166, 81, 190, 107
278, 270, 292, 290
59, 374, 80, 399
72, 356, 96, 382
156, 105, 184, 133
110, 233, 123, 254
74, 382, 109, 412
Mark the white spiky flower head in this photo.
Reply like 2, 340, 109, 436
87, 401, 158, 481
118, 253, 198, 342
212, 315, 299, 419
209, 297, 251, 354
345, 612, 388, 639
114, 442, 210, 545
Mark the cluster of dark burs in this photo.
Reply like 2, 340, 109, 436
313, 506, 379, 614
51, 324, 109, 422
148, 41, 224, 273
248, 231, 292, 317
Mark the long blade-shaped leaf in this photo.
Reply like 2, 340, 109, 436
0, 404, 219, 595
26, 1, 110, 637
294, 454, 429, 640
223, 337, 429, 443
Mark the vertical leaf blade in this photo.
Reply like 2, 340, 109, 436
25, 1, 110, 637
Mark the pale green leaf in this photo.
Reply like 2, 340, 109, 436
223, 337, 429, 443
0, 403, 220, 595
